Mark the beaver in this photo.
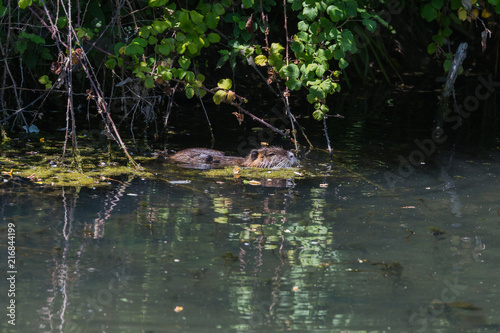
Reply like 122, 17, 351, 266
170, 147, 299, 169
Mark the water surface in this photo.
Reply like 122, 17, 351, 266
1, 145, 499, 333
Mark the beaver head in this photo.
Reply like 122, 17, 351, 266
243, 147, 299, 168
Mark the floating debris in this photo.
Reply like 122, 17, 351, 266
429, 227, 446, 236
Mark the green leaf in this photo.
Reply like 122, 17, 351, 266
303, 63, 318, 80
327, 5, 345, 22
217, 78, 232, 90
280, 64, 300, 79
339, 58, 349, 69
139, 26, 151, 38
176, 69, 187, 80
296, 32, 310, 42
105, 58, 116, 69
268, 54, 284, 69
216, 51, 229, 68
196, 89, 207, 98
144, 77, 155, 89
19, 32, 45, 44
152, 20, 170, 34
213, 3, 225, 15
187, 42, 198, 54
125, 44, 144, 55
442, 27, 452, 37
341, 30, 356, 53
450, 0, 462, 9
178, 11, 190, 26
148, 36, 157, 45
254, 55, 267, 66
345, 0, 357, 17
16, 40, 28, 54
270, 43, 285, 55
185, 85, 195, 98
242, 0, 254, 8
131, 37, 148, 47
286, 77, 302, 91
315, 63, 327, 77
303, 5, 318, 21
57, 17, 68, 29
362, 18, 377, 33
310, 85, 326, 100
312, 110, 324, 121
333, 48, 345, 60
320, 79, 334, 93
432, 32, 444, 46
319, 17, 333, 29
18, 0, 32, 9
206, 12, 219, 29
38, 75, 50, 84
178, 56, 191, 69
213, 90, 227, 104
431, 0, 444, 10
298, 20, 309, 31
185, 71, 195, 83
190, 10, 204, 25
157, 43, 173, 56
207, 32, 220, 43
291, 41, 305, 54
421, 3, 438, 22
291, 1, 302, 11
427, 42, 437, 54
443, 59, 452, 72
148, 0, 167, 7
161, 71, 173, 80
114, 42, 126, 55
176, 32, 186, 42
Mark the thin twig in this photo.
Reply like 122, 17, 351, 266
323, 116, 333, 157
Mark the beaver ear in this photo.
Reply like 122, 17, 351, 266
249, 150, 259, 160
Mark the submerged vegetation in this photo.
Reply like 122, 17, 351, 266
1, 0, 499, 180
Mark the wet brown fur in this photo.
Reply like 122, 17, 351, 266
170, 147, 299, 169
243, 147, 299, 168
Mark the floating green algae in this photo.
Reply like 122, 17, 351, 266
203, 166, 302, 179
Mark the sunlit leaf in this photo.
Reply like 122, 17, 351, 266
457, 7, 467, 20
217, 78, 232, 90
185, 85, 194, 98
254, 55, 267, 66
312, 110, 324, 121
213, 90, 227, 104
18, 0, 32, 9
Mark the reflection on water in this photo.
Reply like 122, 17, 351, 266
1, 149, 500, 333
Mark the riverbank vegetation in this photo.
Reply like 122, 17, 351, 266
1, 0, 499, 183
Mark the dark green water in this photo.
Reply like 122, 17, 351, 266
2, 74, 500, 332
1, 145, 500, 332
